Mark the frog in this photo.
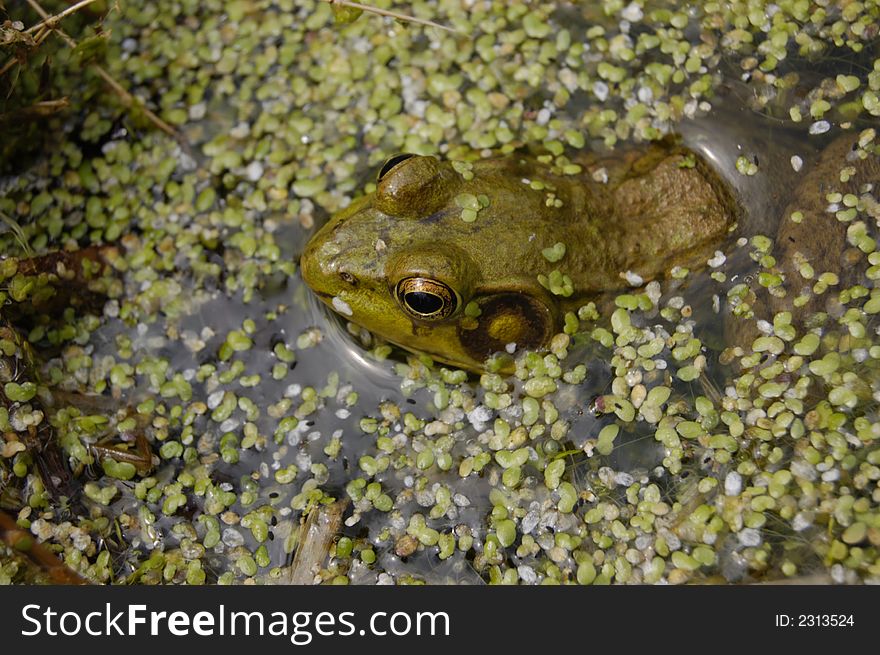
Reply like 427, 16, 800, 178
300, 132, 878, 373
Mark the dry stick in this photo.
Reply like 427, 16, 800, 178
0, 0, 92, 82
287, 500, 349, 584
0, 36, 34, 78
0, 58, 17, 79
0, 97, 70, 118
0, 510, 90, 585
324, 0, 462, 34
24, 0, 183, 142
24, 0, 100, 34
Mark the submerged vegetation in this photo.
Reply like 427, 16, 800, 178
0, 0, 879, 585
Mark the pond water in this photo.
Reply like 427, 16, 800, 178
1, 1, 879, 585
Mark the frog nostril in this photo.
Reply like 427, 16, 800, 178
340, 271, 357, 285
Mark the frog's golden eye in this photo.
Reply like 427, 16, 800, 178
396, 277, 457, 320
378, 154, 415, 182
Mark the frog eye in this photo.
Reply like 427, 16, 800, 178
396, 277, 457, 320
378, 154, 415, 182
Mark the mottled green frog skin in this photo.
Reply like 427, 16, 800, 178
724, 132, 880, 351
300, 140, 738, 371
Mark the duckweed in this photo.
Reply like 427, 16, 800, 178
1, 0, 879, 589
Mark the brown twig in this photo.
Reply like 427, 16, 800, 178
0, 510, 90, 584
324, 0, 463, 34
0, 96, 69, 123
24, 0, 100, 34
286, 499, 349, 584
0, 51, 24, 79
0, 0, 93, 78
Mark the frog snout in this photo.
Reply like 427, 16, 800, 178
300, 241, 335, 297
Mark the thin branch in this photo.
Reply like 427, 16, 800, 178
25, 0, 79, 48
0, 510, 90, 584
325, 0, 463, 34
90, 64, 181, 139
0, 57, 18, 79
24, 0, 99, 34
0, 96, 70, 118
286, 500, 348, 584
